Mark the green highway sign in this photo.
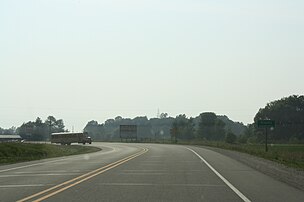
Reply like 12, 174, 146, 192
257, 120, 275, 152
257, 120, 275, 128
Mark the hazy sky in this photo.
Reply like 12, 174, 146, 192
1, 0, 304, 132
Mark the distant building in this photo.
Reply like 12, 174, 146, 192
0, 135, 22, 142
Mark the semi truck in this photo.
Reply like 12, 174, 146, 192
51, 132, 92, 145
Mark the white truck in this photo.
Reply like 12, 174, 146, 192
51, 132, 92, 145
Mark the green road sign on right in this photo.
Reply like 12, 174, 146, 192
257, 120, 275, 128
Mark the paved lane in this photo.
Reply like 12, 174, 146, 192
1, 143, 304, 201
0, 143, 142, 202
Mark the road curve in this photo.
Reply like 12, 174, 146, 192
0, 143, 303, 202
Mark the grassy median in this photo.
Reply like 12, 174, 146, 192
0, 143, 101, 165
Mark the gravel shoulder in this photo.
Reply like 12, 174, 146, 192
199, 145, 304, 191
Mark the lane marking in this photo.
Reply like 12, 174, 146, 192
0, 184, 52, 188
14, 170, 73, 173
0, 145, 116, 174
186, 148, 251, 202
119, 173, 167, 175
0, 173, 79, 177
122, 169, 168, 172
18, 148, 146, 202
17, 148, 146, 202
33, 149, 147, 202
31, 148, 148, 202
122, 169, 203, 172
17, 148, 148, 202
97, 183, 226, 187
0, 158, 78, 174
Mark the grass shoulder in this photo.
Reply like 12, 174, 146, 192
0, 143, 101, 165
176, 140, 304, 170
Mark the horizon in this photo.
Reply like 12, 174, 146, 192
0, 97, 291, 132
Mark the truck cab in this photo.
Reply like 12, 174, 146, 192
85, 136, 92, 144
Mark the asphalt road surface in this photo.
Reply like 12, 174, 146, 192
1, 143, 304, 202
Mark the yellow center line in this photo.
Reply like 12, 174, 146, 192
17, 148, 148, 202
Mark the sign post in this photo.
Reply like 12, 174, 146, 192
257, 120, 275, 152
265, 127, 268, 152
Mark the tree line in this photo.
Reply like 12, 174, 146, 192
83, 112, 245, 143
84, 95, 304, 144
0, 126, 16, 135
16, 116, 66, 141
1, 95, 303, 143
84, 115, 175, 141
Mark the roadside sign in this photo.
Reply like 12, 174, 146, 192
257, 120, 275, 152
120, 125, 137, 141
257, 120, 275, 128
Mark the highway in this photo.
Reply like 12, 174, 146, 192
1, 143, 304, 202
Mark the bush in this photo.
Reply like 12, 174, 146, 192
238, 135, 248, 144
225, 132, 237, 144
289, 136, 300, 144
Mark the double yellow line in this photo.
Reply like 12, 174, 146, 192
18, 148, 148, 202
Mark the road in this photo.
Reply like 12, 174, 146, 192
0, 143, 304, 202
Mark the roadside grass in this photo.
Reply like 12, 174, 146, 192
177, 140, 304, 170
0, 143, 101, 165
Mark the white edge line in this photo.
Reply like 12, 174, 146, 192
0, 157, 77, 173
186, 147, 251, 202
0, 145, 116, 173
0, 184, 50, 188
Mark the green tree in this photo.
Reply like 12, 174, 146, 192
185, 117, 195, 140
225, 132, 237, 144
84, 120, 106, 140
254, 95, 304, 142
55, 119, 65, 132
160, 113, 168, 119
0, 126, 16, 135
197, 112, 226, 141
171, 115, 195, 140
18, 118, 46, 140
238, 124, 255, 143
45, 116, 65, 134
34, 117, 48, 140
45, 116, 56, 135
